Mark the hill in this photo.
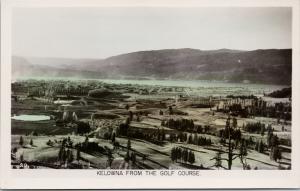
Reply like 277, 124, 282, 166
12, 48, 292, 85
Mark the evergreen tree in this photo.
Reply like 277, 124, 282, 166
20, 154, 24, 162
129, 111, 133, 121
270, 146, 282, 162
127, 139, 131, 150
258, 140, 264, 153
159, 110, 164, 115
188, 134, 193, 144
239, 139, 248, 169
125, 150, 130, 162
255, 141, 259, 151
260, 125, 265, 136
67, 149, 73, 163
19, 136, 24, 147
188, 151, 195, 164
111, 133, 116, 143
76, 148, 81, 163
232, 117, 237, 129
171, 147, 177, 162
183, 149, 188, 163
130, 152, 136, 164
107, 149, 114, 167
168, 106, 173, 115
214, 151, 223, 169
193, 133, 198, 145
58, 146, 64, 162
161, 129, 166, 141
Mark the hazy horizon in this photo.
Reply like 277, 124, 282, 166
13, 7, 291, 59
12, 47, 292, 60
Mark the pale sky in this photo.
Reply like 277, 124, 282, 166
12, 7, 291, 59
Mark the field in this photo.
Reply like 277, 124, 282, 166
11, 79, 291, 170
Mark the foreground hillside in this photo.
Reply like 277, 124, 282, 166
11, 80, 291, 170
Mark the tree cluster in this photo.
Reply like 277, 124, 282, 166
218, 98, 291, 120
58, 146, 74, 164
255, 140, 265, 153
162, 118, 209, 133
75, 136, 106, 154
187, 133, 212, 146
162, 118, 194, 132
171, 147, 195, 164
76, 121, 91, 135
267, 132, 282, 162
268, 87, 291, 98
243, 122, 266, 135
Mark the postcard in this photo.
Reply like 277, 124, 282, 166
1, 0, 300, 189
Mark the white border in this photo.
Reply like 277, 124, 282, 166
1, 0, 300, 189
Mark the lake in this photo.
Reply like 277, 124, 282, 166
16, 77, 288, 97
11, 115, 50, 121
98, 79, 287, 97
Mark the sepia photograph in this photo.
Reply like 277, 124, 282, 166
10, 6, 293, 170
1, 0, 300, 189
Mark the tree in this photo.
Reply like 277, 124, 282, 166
127, 139, 131, 150
188, 134, 193, 144
125, 150, 130, 162
76, 121, 91, 135
239, 139, 248, 169
183, 149, 188, 163
30, 139, 33, 146
46, 139, 53, 146
130, 152, 136, 164
58, 146, 64, 162
232, 117, 237, 129
226, 117, 234, 170
159, 110, 164, 115
193, 133, 198, 145
20, 154, 24, 162
12, 147, 18, 154
219, 116, 248, 170
161, 129, 166, 141
106, 148, 114, 168
188, 151, 195, 164
171, 147, 177, 162
168, 106, 173, 115
76, 148, 81, 163
67, 149, 74, 163
72, 112, 78, 121
62, 111, 70, 122
211, 151, 224, 169
19, 136, 24, 147
136, 114, 140, 122
111, 133, 116, 143
83, 136, 89, 148
260, 125, 265, 136
129, 111, 133, 121
32, 131, 38, 136
268, 134, 279, 148
270, 146, 282, 162
258, 140, 264, 153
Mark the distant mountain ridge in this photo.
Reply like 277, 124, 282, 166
12, 48, 292, 85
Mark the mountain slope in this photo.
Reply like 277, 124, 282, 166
12, 48, 292, 85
